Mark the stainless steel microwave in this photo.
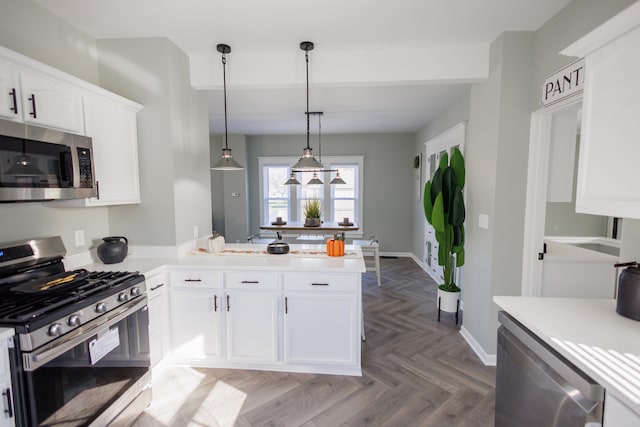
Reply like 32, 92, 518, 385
0, 118, 96, 202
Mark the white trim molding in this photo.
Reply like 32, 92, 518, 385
460, 326, 497, 366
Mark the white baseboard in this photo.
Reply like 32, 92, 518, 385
460, 326, 496, 366
379, 251, 414, 258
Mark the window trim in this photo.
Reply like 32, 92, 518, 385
258, 155, 364, 238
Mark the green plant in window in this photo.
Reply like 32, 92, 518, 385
303, 199, 322, 218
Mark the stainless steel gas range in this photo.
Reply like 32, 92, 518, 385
0, 236, 151, 426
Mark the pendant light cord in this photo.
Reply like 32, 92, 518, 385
222, 52, 229, 150
305, 49, 311, 150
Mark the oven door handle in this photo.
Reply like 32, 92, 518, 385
23, 296, 148, 371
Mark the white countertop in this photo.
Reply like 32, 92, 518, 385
76, 243, 366, 275
543, 240, 618, 262
494, 296, 640, 415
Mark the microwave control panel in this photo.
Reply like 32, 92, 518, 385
77, 148, 93, 188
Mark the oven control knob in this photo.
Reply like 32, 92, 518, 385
48, 323, 63, 337
130, 286, 141, 297
95, 302, 108, 313
118, 292, 129, 303
67, 314, 82, 327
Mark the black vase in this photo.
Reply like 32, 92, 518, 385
97, 236, 128, 264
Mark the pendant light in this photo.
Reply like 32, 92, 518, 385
292, 41, 324, 171
211, 43, 244, 171
284, 172, 301, 185
329, 170, 346, 185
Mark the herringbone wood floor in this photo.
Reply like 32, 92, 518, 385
133, 257, 496, 427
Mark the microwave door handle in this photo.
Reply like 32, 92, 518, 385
23, 297, 148, 371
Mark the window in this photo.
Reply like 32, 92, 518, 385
258, 156, 363, 236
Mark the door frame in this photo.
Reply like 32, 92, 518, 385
521, 96, 583, 296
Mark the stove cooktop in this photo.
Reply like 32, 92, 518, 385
0, 269, 144, 333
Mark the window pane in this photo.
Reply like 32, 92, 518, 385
334, 200, 354, 222
267, 167, 289, 198
268, 199, 288, 222
333, 167, 355, 198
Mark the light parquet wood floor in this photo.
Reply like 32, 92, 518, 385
133, 257, 496, 427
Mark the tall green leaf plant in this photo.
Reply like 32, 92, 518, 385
423, 148, 465, 292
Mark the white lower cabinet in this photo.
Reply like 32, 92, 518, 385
283, 273, 360, 372
284, 293, 357, 366
167, 268, 361, 375
0, 334, 15, 427
147, 272, 169, 367
170, 288, 222, 361
225, 289, 278, 363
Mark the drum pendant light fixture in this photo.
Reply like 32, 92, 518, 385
292, 41, 324, 171
211, 43, 244, 171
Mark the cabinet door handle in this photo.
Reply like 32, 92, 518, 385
28, 94, 37, 118
226, 295, 230, 312
285, 296, 288, 314
150, 283, 165, 291
241, 280, 259, 284
9, 88, 18, 114
184, 278, 202, 282
212, 295, 218, 312
2, 388, 13, 418
311, 283, 329, 286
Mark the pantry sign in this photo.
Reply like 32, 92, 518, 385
541, 59, 585, 106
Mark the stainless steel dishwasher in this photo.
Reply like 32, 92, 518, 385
496, 311, 605, 427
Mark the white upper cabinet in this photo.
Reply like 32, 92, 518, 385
19, 71, 84, 134
82, 94, 141, 206
0, 62, 20, 121
562, 3, 640, 218
0, 45, 143, 206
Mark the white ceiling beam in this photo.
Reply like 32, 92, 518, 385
188, 44, 489, 90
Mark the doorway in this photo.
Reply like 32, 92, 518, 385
521, 97, 619, 297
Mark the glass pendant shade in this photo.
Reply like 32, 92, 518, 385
284, 172, 301, 185
211, 43, 244, 171
212, 148, 243, 170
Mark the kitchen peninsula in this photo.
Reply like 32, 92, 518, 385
79, 243, 366, 376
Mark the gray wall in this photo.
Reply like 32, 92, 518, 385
0, 0, 109, 255
96, 38, 212, 247
413, 92, 471, 260
246, 133, 415, 252
411, 0, 638, 356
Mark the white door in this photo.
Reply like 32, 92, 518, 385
0, 376, 15, 427
284, 292, 358, 366
225, 290, 278, 363
19, 71, 83, 134
170, 289, 222, 360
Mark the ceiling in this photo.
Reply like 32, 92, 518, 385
34, 0, 572, 135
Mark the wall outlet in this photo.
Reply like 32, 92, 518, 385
193, 225, 199, 239
74, 230, 85, 247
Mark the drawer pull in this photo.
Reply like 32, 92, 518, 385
212, 295, 218, 312
2, 388, 13, 418
241, 280, 259, 284
150, 283, 165, 291
184, 278, 202, 282
311, 283, 329, 286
